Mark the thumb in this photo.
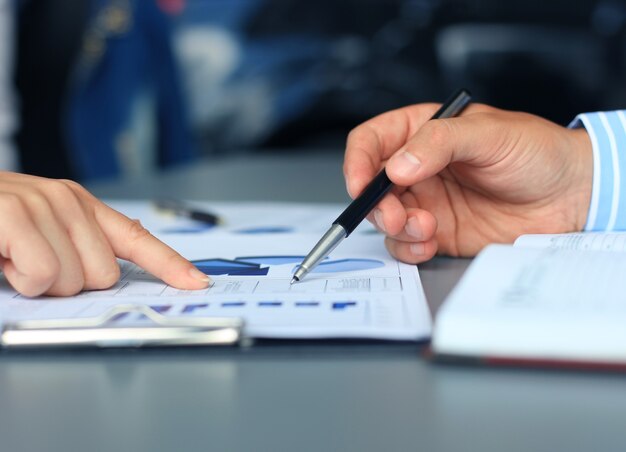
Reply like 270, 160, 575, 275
385, 116, 486, 187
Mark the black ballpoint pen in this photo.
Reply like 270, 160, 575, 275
291, 89, 472, 284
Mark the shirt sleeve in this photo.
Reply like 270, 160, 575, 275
569, 110, 626, 231
0, 0, 18, 171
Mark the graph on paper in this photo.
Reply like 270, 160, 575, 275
0, 232, 431, 340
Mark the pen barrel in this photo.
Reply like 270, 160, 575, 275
333, 89, 471, 237
330, 89, 471, 239
334, 170, 393, 235
189, 211, 220, 225
432, 88, 472, 119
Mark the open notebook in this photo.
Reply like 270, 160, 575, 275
431, 232, 626, 369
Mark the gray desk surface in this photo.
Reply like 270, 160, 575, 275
2, 153, 625, 452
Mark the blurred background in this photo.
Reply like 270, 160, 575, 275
9, 0, 626, 181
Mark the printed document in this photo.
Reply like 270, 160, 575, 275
0, 232, 431, 341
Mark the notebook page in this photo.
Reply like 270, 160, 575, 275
514, 232, 626, 251
433, 244, 626, 362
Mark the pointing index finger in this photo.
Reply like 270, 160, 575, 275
94, 203, 211, 289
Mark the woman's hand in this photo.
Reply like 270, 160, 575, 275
0, 172, 211, 297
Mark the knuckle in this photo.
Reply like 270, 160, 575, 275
162, 248, 183, 269
346, 127, 361, 145
40, 181, 88, 228
127, 219, 151, 242
384, 236, 399, 256
165, 247, 186, 268
40, 261, 61, 283
101, 264, 122, 287
58, 178, 81, 189
347, 123, 377, 151
0, 193, 26, 217
86, 261, 121, 290
424, 241, 438, 261
27, 258, 62, 292
20, 188, 50, 212
44, 179, 78, 202
422, 120, 452, 150
345, 129, 365, 157
126, 220, 153, 261
45, 266, 84, 297
415, 213, 436, 240
59, 179, 90, 198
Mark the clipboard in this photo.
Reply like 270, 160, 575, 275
0, 304, 250, 349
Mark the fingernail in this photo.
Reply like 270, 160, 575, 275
391, 151, 421, 178
189, 266, 212, 284
410, 243, 425, 256
405, 217, 423, 240
374, 209, 386, 232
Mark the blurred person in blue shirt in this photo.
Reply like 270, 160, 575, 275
10, 0, 434, 179
0, 0, 17, 170
13, 0, 193, 180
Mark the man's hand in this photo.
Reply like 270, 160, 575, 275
0, 172, 211, 297
344, 103, 593, 263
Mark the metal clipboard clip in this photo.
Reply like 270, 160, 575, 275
0, 304, 249, 349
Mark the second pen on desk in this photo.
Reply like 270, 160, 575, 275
291, 89, 472, 284
154, 199, 223, 226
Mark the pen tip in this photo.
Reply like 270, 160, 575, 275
290, 277, 299, 285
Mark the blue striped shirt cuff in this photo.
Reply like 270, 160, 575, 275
570, 110, 626, 231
